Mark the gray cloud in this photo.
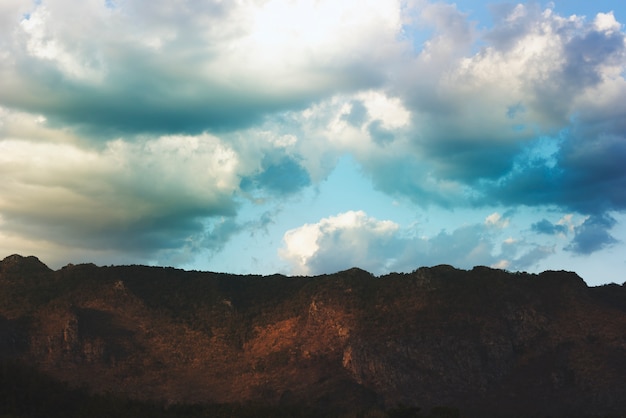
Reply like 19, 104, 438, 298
1, 1, 625, 270
0, 135, 240, 260
342, 100, 369, 127
485, 3, 541, 51
0, 0, 400, 138
368, 120, 395, 146
507, 244, 555, 271
368, 4, 626, 221
2, 48, 316, 137
362, 157, 467, 209
489, 128, 626, 215
0, 0, 404, 265
531, 219, 568, 235
566, 214, 619, 255
240, 155, 311, 196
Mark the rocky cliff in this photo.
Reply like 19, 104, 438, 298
1, 254, 625, 417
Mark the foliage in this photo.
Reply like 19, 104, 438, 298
0, 360, 326, 418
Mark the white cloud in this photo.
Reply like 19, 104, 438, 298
280, 223, 322, 270
1, 0, 625, 274
356, 90, 411, 129
280, 210, 553, 276
0, 107, 80, 144
240, 0, 402, 67
594, 11, 621, 34
0, 0, 409, 138
20, 6, 95, 81
280, 211, 399, 275
557, 214, 576, 233
492, 259, 510, 270
485, 212, 509, 228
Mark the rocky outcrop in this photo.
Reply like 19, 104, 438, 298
0, 254, 51, 283
1, 255, 625, 417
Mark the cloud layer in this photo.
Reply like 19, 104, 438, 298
1, 1, 624, 272
279, 210, 554, 276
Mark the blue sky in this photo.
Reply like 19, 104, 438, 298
1, 0, 625, 286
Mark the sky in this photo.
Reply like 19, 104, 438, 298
1, 0, 625, 286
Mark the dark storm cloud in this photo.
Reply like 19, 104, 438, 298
566, 214, 619, 255
557, 133, 626, 214
489, 128, 626, 216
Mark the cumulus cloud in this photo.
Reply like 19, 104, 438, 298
1, 0, 625, 270
0, 0, 412, 267
0, 0, 404, 136
372, 2, 626, 216
280, 211, 552, 275
280, 211, 399, 275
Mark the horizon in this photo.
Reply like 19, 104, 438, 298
2, 252, 621, 289
1, 0, 626, 287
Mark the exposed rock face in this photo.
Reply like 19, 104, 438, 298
1, 255, 625, 417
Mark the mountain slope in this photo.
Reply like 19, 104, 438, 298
1, 255, 625, 417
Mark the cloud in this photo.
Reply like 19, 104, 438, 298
566, 214, 619, 254
1, 1, 625, 270
0, 135, 241, 257
240, 155, 311, 196
0, 0, 404, 136
152, 217, 243, 268
367, 120, 396, 146
279, 211, 399, 275
280, 211, 552, 275
342, 100, 369, 127
531, 219, 568, 235
491, 128, 626, 215
485, 212, 509, 228
352, 3, 626, 220
503, 244, 556, 272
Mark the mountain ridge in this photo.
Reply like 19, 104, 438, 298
1, 254, 626, 417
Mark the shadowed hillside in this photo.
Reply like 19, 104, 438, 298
1, 254, 625, 417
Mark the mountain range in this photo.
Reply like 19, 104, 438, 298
1, 254, 625, 417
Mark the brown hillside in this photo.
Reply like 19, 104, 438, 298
1, 254, 625, 417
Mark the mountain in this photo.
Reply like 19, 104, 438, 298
1, 254, 626, 417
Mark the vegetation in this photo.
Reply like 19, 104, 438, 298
2, 255, 626, 417
1, 361, 465, 418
